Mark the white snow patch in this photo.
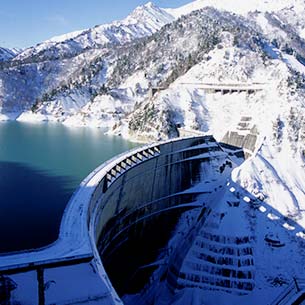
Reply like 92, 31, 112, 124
259, 206, 267, 213
165, 0, 302, 18
17, 111, 48, 123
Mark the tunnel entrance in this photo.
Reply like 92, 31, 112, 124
99, 206, 196, 297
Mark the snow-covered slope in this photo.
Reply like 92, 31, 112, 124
165, 0, 305, 18
0, 47, 19, 62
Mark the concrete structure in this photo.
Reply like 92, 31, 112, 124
270, 279, 305, 305
0, 135, 230, 304
177, 127, 205, 138
180, 82, 266, 95
1, 134, 303, 305
221, 116, 259, 159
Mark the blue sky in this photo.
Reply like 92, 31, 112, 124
0, 0, 192, 49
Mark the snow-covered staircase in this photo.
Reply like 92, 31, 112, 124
166, 181, 255, 295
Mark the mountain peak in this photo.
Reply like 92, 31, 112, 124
126, 1, 173, 26
144, 1, 155, 8
14, 1, 173, 62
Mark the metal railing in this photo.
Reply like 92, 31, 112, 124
270, 278, 305, 305
103, 145, 161, 190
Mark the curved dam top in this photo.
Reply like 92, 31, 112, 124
1, 134, 304, 305
0, 135, 227, 304
0, 135, 223, 268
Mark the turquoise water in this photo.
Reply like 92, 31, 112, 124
0, 121, 138, 253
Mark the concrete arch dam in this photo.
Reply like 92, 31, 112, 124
0, 136, 241, 304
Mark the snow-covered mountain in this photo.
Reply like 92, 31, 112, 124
165, 0, 305, 17
1, 0, 304, 125
0, 47, 19, 62
0, 1, 305, 303
14, 2, 174, 63
0, 1, 174, 119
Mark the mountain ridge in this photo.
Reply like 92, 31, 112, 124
165, 0, 305, 17
0, 47, 20, 62
12, 2, 174, 63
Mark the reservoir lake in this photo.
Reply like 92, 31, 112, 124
0, 121, 138, 253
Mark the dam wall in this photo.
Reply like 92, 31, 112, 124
88, 136, 232, 295
0, 135, 229, 304
91, 137, 220, 248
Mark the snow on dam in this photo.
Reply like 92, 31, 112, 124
6, 136, 290, 305
3, 134, 302, 305
0, 135, 230, 304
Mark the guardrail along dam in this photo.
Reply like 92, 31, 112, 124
1, 135, 305, 305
